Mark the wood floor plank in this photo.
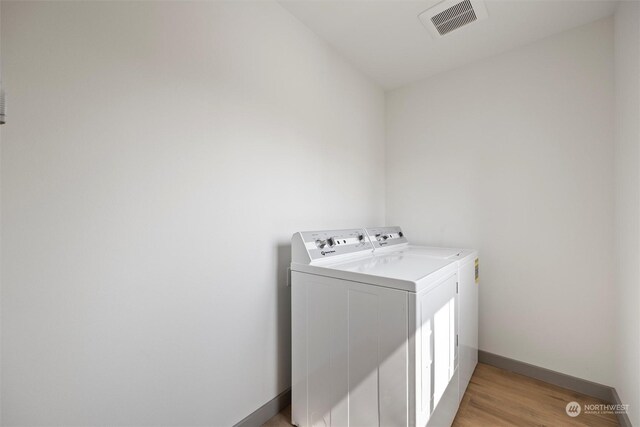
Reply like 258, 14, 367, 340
452, 364, 618, 427
262, 363, 619, 426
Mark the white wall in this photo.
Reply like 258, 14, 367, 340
0, 2, 385, 425
614, 2, 640, 424
386, 18, 615, 385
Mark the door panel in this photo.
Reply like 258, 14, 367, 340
292, 272, 408, 427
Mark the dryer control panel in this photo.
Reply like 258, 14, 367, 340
292, 228, 373, 263
366, 226, 409, 249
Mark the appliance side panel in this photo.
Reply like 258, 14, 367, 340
291, 272, 308, 427
458, 258, 478, 399
426, 371, 460, 427
419, 294, 433, 422
470, 260, 478, 369
408, 293, 418, 427
418, 275, 459, 427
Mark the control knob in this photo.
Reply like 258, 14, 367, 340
316, 239, 327, 249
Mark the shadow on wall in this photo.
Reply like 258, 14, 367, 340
276, 243, 292, 392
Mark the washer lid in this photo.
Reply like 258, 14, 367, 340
391, 245, 478, 264
292, 250, 457, 293
402, 246, 462, 259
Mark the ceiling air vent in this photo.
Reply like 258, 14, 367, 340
419, 0, 488, 38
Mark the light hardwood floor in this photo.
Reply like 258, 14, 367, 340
263, 363, 619, 426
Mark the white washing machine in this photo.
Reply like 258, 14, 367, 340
291, 228, 467, 427
365, 227, 479, 403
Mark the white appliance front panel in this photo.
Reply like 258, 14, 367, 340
291, 271, 409, 427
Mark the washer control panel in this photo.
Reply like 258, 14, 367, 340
299, 228, 373, 261
366, 226, 408, 249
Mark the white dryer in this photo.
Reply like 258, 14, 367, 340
291, 228, 463, 427
365, 227, 479, 403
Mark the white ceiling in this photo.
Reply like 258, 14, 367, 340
280, 0, 618, 89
